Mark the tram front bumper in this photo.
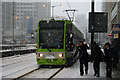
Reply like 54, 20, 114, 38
37, 58, 66, 65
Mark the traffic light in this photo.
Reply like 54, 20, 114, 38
31, 33, 34, 39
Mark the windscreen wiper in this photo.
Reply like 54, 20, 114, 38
41, 44, 51, 52
46, 47, 51, 52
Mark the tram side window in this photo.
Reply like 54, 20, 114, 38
66, 24, 74, 51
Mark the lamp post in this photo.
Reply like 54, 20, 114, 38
51, 5, 55, 19
43, 4, 63, 19
51, 4, 63, 19
91, 0, 95, 56
12, 1, 15, 51
91, 0, 94, 45
26, 16, 30, 44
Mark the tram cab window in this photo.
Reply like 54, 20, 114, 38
39, 21, 64, 49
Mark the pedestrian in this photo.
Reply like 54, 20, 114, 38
84, 42, 91, 62
91, 42, 104, 77
84, 41, 90, 50
104, 42, 114, 78
76, 41, 88, 76
111, 43, 119, 68
112, 46, 119, 68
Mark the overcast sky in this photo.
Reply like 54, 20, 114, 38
52, 0, 103, 18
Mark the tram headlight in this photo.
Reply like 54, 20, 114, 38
39, 53, 43, 57
58, 53, 63, 58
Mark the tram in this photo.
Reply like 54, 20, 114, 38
36, 19, 84, 67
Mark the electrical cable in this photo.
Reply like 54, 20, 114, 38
66, 0, 71, 9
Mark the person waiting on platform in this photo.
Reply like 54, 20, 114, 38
76, 41, 89, 76
104, 42, 114, 78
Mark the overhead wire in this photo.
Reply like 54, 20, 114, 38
66, 0, 71, 9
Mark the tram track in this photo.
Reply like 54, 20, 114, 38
47, 67, 64, 80
13, 67, 40, 80
13, 66, 64, 80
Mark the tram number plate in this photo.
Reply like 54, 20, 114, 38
48, 53, 54, 56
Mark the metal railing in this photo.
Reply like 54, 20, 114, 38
1, 47, 36, 58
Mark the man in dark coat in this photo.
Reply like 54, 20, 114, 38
91, 42, 104, 77
112, 41, 119, 68
112, 46, 119, 68
104, 42, 114, 78
76, 41, 88, 76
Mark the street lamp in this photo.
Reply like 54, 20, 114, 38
26, 16, 30, 19
15, 16, 18, 19
43, 4, 46, 7
51, 4, 63, 19
26, 16, 30, 43
42, 4, 64, 19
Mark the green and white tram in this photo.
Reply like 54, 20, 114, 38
36, 19, 84, 67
